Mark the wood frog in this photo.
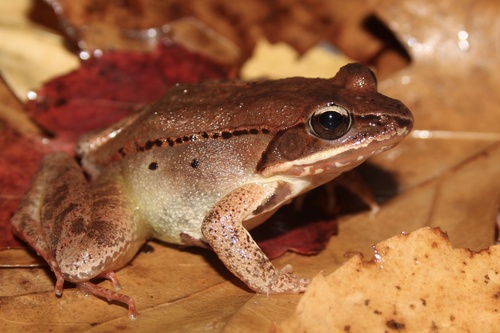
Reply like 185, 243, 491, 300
11, 63, 413, 318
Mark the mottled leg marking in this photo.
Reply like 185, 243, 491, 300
11, 152, 146, 317
202, 183, 310, 294
11, 152, 89, 297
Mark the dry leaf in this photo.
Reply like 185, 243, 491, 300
278, 227, 500, 332
0, 0, 79, 101
240, 39, 353, 80
0, 240, 307, 332
43, 0, 410, 71
371, 0, 500, 132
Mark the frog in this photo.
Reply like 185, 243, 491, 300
11, 63, 413, 318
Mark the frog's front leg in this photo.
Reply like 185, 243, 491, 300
11, 152, 148, 318
202, 183, 310, 294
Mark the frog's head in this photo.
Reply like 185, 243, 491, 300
257, 63, 413, 186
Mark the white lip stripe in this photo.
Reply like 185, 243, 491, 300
267, 126, 410, 174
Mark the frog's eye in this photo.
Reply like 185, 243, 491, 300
309, 105, 352, 140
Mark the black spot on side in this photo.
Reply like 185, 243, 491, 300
149, 162, 158, 170
113, 127, 273, 166
191, 159, 199, 168
233, 130, 249, 136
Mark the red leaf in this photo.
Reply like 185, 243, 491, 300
26, 44, 231, 142
256, 218, 338, 260
253, 194, 339, 259
0, 128, 46, 249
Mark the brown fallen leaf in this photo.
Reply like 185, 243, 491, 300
277, 227, 500, 332
43, 0, 410, 72
371, 0, 500, 132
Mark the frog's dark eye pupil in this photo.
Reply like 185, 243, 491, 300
309, 105, 351, 140
319, 111, 344, 130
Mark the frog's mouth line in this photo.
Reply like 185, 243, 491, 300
263, 124, 411, 178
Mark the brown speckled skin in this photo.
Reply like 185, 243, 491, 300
11, 64, 413, 317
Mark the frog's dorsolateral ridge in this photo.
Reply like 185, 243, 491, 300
12, 63, 413, 318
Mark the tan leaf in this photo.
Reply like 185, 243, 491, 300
0, 0, 79, 102
240, 38, 353, 80
278, 227, 500, 332
371, 0, 500, 132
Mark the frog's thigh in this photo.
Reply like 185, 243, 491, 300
201, 183, 309, 294
12, 152, 93, 291
12, 152, 143, 284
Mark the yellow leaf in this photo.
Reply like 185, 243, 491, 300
279, 227, 500, 332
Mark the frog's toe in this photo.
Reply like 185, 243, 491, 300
279, 263, 294, 274
297, 276, 310, 292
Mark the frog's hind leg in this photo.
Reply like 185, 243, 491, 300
11, 152, 92, 296
11, 152, 146, 317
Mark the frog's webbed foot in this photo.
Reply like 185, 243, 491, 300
78, 281, 138, 319
202, 183, 310, 295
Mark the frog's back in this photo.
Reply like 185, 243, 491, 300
81, 77, 330, 169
